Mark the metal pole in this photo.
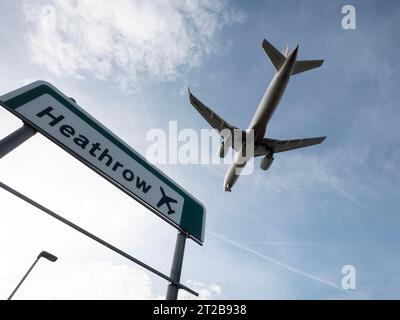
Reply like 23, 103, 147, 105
8, 256, 40, 300
166, 231, 187, 300
0, 180, 198, 297
0, 124, 36, 159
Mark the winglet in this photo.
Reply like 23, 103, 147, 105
187, 87, 195, 106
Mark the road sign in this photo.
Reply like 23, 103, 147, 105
0, 81, 206, 244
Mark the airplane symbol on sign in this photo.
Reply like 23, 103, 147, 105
157, 187, 178, 215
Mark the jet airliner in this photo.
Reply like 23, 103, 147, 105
189, 38, 326, 192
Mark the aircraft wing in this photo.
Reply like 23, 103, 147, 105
255, 136, 326, 156
188, 89, 241, 136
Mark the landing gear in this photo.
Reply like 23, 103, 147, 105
224, 184, 232, 192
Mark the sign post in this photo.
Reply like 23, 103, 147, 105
166, 231, 188, 300
0, 81, 207, 299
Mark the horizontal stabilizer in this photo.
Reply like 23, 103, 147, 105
256, 136, 326, 155
292, 60, 324, 75
262, 39, 285, 71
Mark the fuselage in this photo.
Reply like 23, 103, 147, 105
223, 46, 299, 191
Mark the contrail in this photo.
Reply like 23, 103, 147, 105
206, 230, 342, 290
331, 181, 364, 208
207, 240, 321, 246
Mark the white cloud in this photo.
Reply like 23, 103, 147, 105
22, 0, 245, 92
179, 280, 222, 300
2, 261, 155, 300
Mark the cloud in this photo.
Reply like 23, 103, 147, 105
22, 0, 245, 92
1, 261, 155, 300
179, 280, 222, 300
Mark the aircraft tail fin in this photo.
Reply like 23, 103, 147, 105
292, 59, 324, 75
262, 39, 286, 71
262, 38, 324, 74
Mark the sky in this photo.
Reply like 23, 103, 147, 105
0, 0, 399, 299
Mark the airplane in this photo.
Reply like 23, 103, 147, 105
188, 38, 326, 192
157, 186, 178, 214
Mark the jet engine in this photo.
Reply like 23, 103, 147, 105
218, 135, 232, 158
260, 153, 274, 171
218, 142, 227, 158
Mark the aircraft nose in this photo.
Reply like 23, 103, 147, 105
223, 175, 232, 192
224, 183, 232, 192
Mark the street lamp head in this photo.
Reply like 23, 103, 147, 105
8, 251, 58, 300
39, 251, 58, 262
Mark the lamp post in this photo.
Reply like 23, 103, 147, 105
8, 251, 58, 300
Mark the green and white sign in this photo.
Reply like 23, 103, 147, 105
0, 81, 205, 244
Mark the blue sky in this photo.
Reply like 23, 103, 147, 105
0, 0, 399, 299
